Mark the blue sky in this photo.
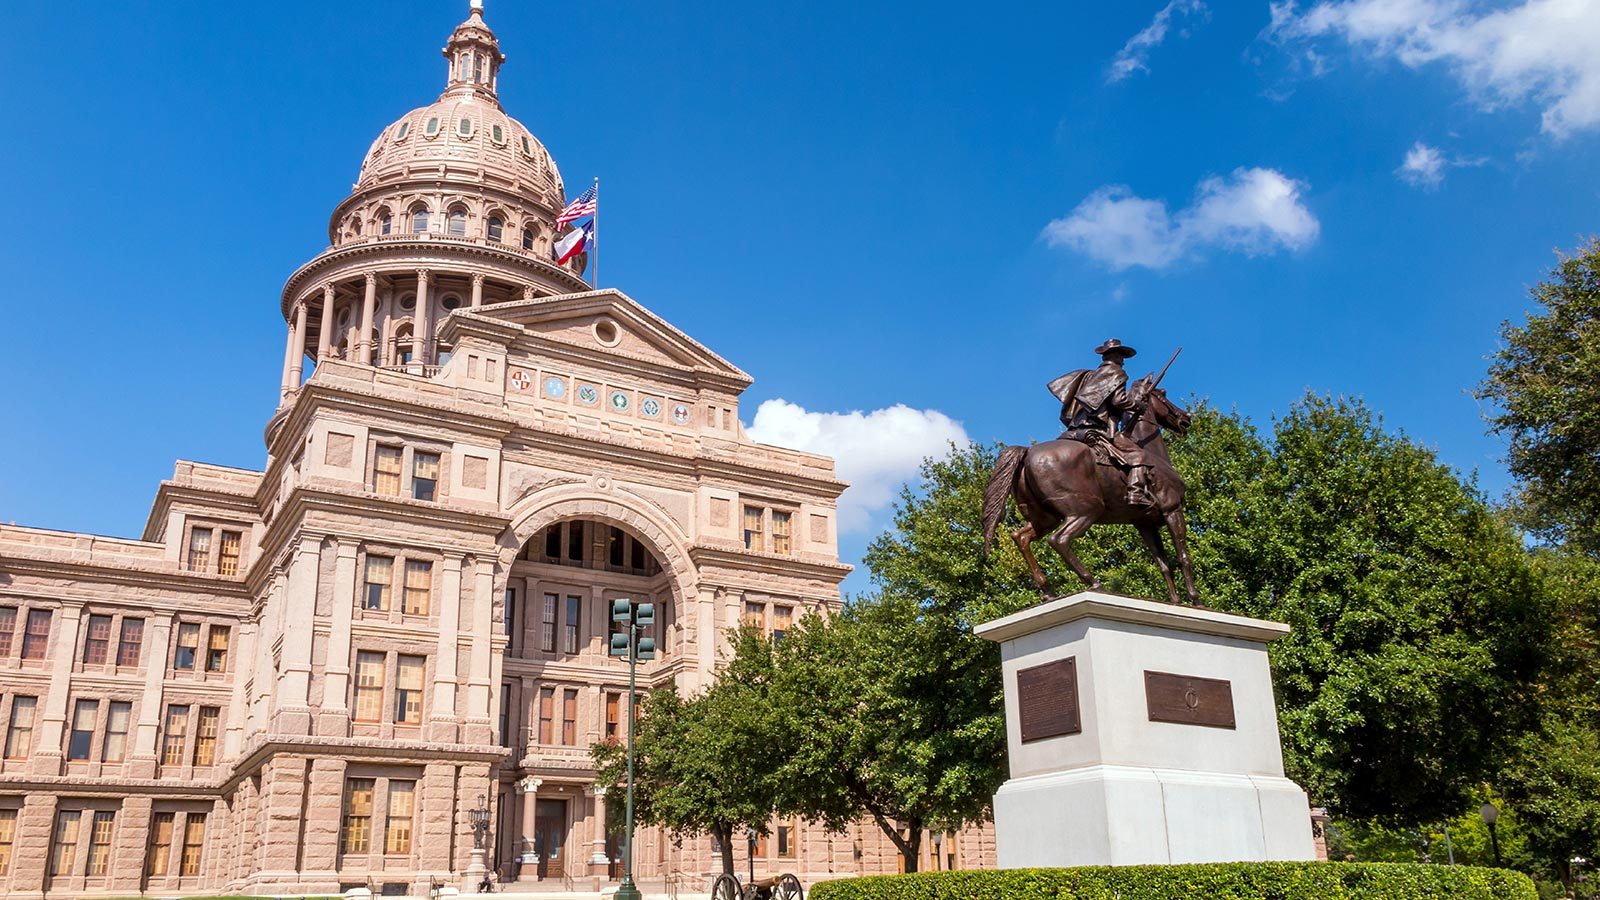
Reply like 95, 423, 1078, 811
1, 1, 1595, 595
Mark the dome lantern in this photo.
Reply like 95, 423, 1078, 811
442, 0, 505, 104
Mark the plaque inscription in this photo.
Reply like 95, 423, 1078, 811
1017, 657, 1080, 743
1144, 670, 1236, 729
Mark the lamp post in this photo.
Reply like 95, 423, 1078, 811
610, 597, 655, 900
1574, 856, 1589, 900
465, 793, 492, 892
1480, 803, 1502, 868
746, 827, 759, 886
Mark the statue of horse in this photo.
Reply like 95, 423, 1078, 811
982, 379, 1198, 604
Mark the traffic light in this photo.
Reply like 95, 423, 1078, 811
637, 637, 656, 660
635, 602, 655, 627
612, 598, 633, 623
610, 633, 631, 657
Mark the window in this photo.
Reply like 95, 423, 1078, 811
609, 526, 625, 567
5, 697, 36, 758
50, 810, 80, 877
160, 705, 189, 766
364, 556, 393, 610
504, 588, 516, 638
568, 520, 585, 561
537, 687, 554, 744
206, 627, 230, 673
395, 121, 410, 140
0, 608, 13, 656
103, 702, 131, 763
562, 688, 577, 745
499, 689, 512, 747
173, 623, 200, 670
521, 135, 533, 156
354, 651, 385, 722
87, 811, 115, 876
412, 451, 440, 501
386, 781, 416, 854
605, 692, 620, 741
777, 822, 796, 858
180, 814, 205, 876
186, 527, 212, 571
544, 526, 561, 559
425, 117, 440, 136
522, 227, 534, 250
458, 117, 473, 136
487, 215, 503, 242
342, 779, 375, 854
564, 595, 580, 654
411, 207, 430, 233
374, 445, 403, 495
396, 655, 424, 724
0, 808, 16, 876
743, 506, 765, 551
146, 812, 175, 876
83, 615, 112, 664
541, 594, 558, 653
117, 618, 144, 666
218, 530, 242, 576
403, 560, 432, 615
68, 699, 97, 761
491, 124, 504, 144
380, 212, 393, 235
744, 602, 765, 629
447, 210, 467, 237
22, 609, 51, 660
772, 511, 793, 554
193, 707, 219, 766
773, 606, 793, 642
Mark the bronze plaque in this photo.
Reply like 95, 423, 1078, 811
1017, 658, 1081, 743
1145, 671, 1236, 729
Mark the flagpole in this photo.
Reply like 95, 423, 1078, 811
591, 176, 600, 289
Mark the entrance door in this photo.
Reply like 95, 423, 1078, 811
535, 799, 568, 880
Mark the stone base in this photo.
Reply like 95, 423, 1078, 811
994, 764, 1313, 867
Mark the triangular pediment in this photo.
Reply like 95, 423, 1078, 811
474, 289, 751, 385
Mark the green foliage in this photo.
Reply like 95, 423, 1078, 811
807, 863, 1537, 900
1478, 237, 1600, 554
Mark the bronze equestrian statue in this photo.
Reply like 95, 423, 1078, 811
982, 339, 1198, 605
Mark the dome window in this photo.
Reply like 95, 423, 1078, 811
379, 212, 392, 235
521, 136, 533, 157
442, 295, 463, 311
399, 293, 417, 311
522, 227, 534, 250
491, 124, 504, 144
458, 118, 473, 137
395, 122, 410, 141
425, 117, 440, 136
448, 210, 467, 237
487, 216, 504, 242
411, 207, 430, 233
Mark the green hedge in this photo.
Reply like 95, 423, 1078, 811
807, 862, 1537, 900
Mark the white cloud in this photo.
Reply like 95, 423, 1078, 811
1041, 167, 1320, 271
746, 399, 970, 534
1108, 0, 1211, 83
1270, 0, 1600, 138
1397, 141, 1447, 186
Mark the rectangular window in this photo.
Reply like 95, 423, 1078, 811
777, 823, 795, 858
180, 814, 206, 876
504, 588, 516, 637
609, 526, 625, 567
83, 615, 112, 665
354, 651, 385, 722
0, 607, 13, 656
173, 622, 200, 670
403, 560, 432, 615
0, 808, 16, 876
537, 687, 554, 744
567, 520, 585, 561
186, 527, 213, 571
68, 699, 97, 761
22, 609, 51, 660
374, 445, 403, 495
396, 655, 424, 724
87, 810, 115, 876
205, 627, 230, 673
544, 526, 561, 559
561, 688, 577, 745
364, 555, 393, 611
743, 506, 765, 551
385, 781, 416, 854
342, 779, 375, 855
564, 595, 581, 654
605, 692, 620, 741
160, 705, 189, 766
146, 812, 175, 876
103, 701, 131, 763
50, 810, 80, 877
117, 618, 144, 667
772, 511, 793, 554
744, 602, 765, 630
6, 696, 37, 758
193, 707, 219, 766
773, 606, 793, 642
218, 530, 242, 576
412, 451, 440, 501
499, 689, 512, 748
541, 594, 557, 653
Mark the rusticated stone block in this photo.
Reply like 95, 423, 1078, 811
300, 756, 348, 872
109, 795, 154, 892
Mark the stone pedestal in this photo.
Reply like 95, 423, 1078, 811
463, 848, 488, 893
976, 591, 1315, 867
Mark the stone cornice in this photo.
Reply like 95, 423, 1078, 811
223, 735, 512, 793
141, 481, 262, 543
438, 309, 525, 347
0, 772, 225, 798
687, 544, 853, 581
0, 551, 254, 603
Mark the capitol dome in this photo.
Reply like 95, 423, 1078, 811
357, 98, 563, 202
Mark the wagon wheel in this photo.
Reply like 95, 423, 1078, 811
711, 872, 742, 900
775, 873, 804, 900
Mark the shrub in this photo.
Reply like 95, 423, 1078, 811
807, 862, 1537, 900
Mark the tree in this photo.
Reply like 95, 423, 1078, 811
1478, 237, 1600, 555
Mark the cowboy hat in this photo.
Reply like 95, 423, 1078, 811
1094, 338, 1137, 358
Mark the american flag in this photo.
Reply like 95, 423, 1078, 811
555, 184, 597, 230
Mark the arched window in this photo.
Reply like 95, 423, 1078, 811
352, 217, 363, 236
394, 323, 415, 366
447, 209, 467, 237
487, 216, 504, 242
522, 227, 534, 250
411, 206, 430, 234
379, 211, 392, 235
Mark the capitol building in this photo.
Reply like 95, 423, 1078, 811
0, 4, 992, 897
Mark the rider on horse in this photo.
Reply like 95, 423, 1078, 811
1047, 338, 1155, 508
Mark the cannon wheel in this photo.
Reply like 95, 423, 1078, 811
711, 873, 742, 900
775, 873, 803, 900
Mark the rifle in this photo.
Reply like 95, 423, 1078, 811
1124, 346, 1182, 427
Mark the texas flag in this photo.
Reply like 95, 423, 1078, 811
554, 220, 594, 265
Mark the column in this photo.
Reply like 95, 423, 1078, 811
465, 560, 495, 742
471, 272, 485, 308
129, 614, 173, 778
31, 605, 82, 776
316, 283, 336, 359
416, 268, 432, 362
280, 315, 300, 396
319, 540, 358, 735
286, 301, 309, 388
588, 787, 610, 867
223, 622, 256, 760
359, 273, 378, 364
108, 795, 153, 893
300, 757, 348, 876
430, 556, 463, 743
517, 777, 542, 871
273, 536, 321, 735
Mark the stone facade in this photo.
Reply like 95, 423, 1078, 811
0, 4, 995, 897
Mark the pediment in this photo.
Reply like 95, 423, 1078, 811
476, 289, 751, 385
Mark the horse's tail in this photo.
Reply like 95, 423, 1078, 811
982, 445, 1028, 558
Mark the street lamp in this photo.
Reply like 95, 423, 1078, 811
610, 597, 656, 900
746, 826, 759, 886
1574, 856, 1590, 900
1480, 802, 1502, 868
